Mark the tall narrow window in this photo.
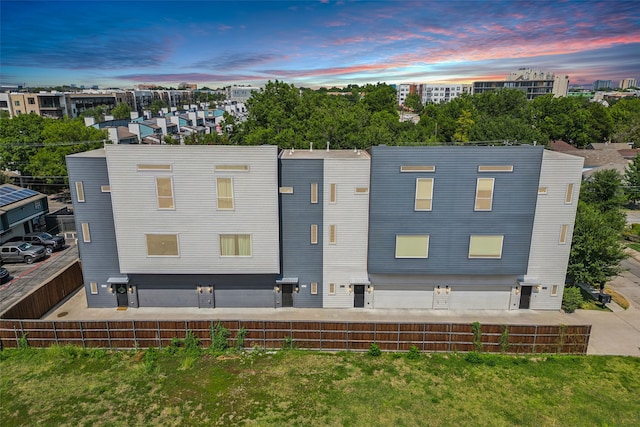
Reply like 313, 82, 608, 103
311, 224, 318, 244
551, 285, 559, 296
329, 183, 337, 204
475, 178, 494, 211
311, 282, 318, 295
90, 282, 98, 294
156, 177, 174, 209
311, 183, 318, 204
329, 283, 336, 295
415, 178, 433, 211
559, 224, 568, 244
216, 177, 234, 209
75, 182, 85, 202
565, 183, 574, 204
468, 235, 503, 259
220, 234, 252, 256
81, 223, 91, 243
329, 224, 336, 244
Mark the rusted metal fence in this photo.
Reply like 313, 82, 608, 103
0, 319, 590, 354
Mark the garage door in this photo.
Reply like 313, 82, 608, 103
448, 286, 511, 310
373, 285, 434, 309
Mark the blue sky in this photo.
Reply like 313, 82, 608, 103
1, 0, 639, 89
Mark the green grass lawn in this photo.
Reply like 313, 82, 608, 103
1, 347, 639, 426
627, 242, 640, 252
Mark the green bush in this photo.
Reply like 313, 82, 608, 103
183, 330, 201, 355
406, 345, 420, 360
368, 343, 381, 357
236, 327, 247, 351
210, 322, 229, 352
562, 286, 584, 313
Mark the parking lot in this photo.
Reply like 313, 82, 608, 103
0, 241, 79, 315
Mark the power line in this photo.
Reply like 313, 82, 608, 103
0, 140, 107, 148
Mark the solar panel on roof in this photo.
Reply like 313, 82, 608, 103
0, 187, 41, 208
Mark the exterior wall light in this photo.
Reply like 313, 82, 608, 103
274, 286, 280, 293
367, 285, 373, 294
446, 286, 451, 294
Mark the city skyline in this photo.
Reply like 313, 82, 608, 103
1, 0, 639, 89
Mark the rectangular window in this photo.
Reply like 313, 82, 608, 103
559, 224, 568, 244
13, 100, 20, 106
311, 282, 318, 295
478, 165, 513, 172
330, 183, 337, 204
475, 178, 494, 211
329, 224, 336, 245
214, 165, 249, 172
311, 224, 318, 244
415, 178, 433, 211
551, 285, 559, 296
329, 283, 336, 295
81, 223, 91, 243
355, 187, 369, 194
90, 282, 98, 294
395, 235, 429, 258
220, 234, 252, 256
311, 183, 318, 204
538, 187, 548, 195
137, 164, 172, 171
468, 235, 504, 259
75, 182, 85, 202
28, 98, 35, 105
156, 176, 174, 209
565, 183, 574, 204
400, 165, 435, 172
279, 187, 293, 194
146, 234, 179, 256
216, 177, 234, 209
101, 185, 111, 193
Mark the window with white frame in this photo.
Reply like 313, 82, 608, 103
311, 282, 318, 295
311, 183, 318, 204
146, 234, 179, 256
565, 183, 574, 204
81, 223, 91, 243
559, 224, 568, 244
475, 178, 494, 211
311, 224, 318, 244
101, 185, 111, 193
329, 224, 336, 244
216, 177, 234, 209
329, 283, 336, 295
90, 282, 98, 294
395, 235, 429, 258
156, 176, 174, 209
220, 234, 251, 256
468, 235, 503, 259
75, 182, 85, 202
415, 178, 433, 211
551, 285, 559, 296
330, 183, 337, 204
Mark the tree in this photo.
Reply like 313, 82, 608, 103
581, 169, 627, 214
0, 113, 45, 174
624, 154, 640, 206
567, 201, 627, 287
111, 103, 132, 120
453, 110, 474, 143
403, 93, 423, 114
149, 100, 169, 115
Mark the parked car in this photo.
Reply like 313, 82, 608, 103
20, 232, 66, 254
0, 242, 47, 264
0, 267, 10, 284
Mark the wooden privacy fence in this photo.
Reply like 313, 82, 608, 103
0, 320, 590, 354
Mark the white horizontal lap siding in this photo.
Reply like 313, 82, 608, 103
373, 285, 434, 309
527, 152, 583, 310
448, 286, 511, 310
105, 145, 279, 274
322, 158, 370, 308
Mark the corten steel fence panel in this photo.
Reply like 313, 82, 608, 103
0, 320, 591, 355
1, 261, 84, 320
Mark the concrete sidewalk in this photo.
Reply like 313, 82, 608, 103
45, 288, 640, 357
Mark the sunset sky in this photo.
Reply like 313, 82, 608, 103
1, 0, 639, 89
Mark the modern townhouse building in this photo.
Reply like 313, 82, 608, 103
67, 144, 582, 311
67, 145, 280, 308
367, 145, 582, 310
420, 84, 472, 104
278, 148, 371, 309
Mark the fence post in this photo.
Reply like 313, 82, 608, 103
80, 322, 85, 349
53, 321, 59, 346
346, 322, 350, 352
132, 321, 137, 349
157, 321, 162, 349
106, 321, 112, 350
263, 322, 266, 349
448, 323, 452, 353
397, 323, 401, 352
422, 323, 426, 352
13, 325, 19, 347
533, 325, 538, 353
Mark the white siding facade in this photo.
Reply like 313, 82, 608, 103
322, 155, 371, 308
104, 145, 280, 275
524, 150, 583, 309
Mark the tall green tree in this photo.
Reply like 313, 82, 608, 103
453, 110, 474, 143
624, 154, 640, 206
403, 93, 423, 114
0, 113, 46, 174
111, 103, 132, 120
581, 169, 627, 214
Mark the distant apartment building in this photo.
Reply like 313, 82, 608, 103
226, 86, 261, 103
473, 68, 569, 99
592, 80, 612, 91
397, 84, 417, 105
619, 78, 638, 90
420, 83, 472, 104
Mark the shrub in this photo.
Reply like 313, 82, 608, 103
499, 325, 510, 353
562, 286, 584, 313
18, 333, 29, 350
236, 327, 247, 351
465, 351, 483, 364
368, 343, 381, 357
472, 322, 482, 352
210, 322, 229, 352
282, 336, 295, 350
183, 330, 201, 355
406, 345, 420, 360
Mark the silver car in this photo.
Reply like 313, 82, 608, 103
0, 242, 47, 264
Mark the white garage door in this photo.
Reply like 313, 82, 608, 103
373, 285, 434, 309
448, 286, 511, 310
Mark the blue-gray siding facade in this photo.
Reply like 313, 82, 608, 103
368, 145, 543, 276
67, 151, 121, 308
279, 158, 324, 308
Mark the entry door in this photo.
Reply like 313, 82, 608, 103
354, 285, 365, 308
519, 286, 532, 309
282, 284, 293, 307
115, 284, 128, 307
